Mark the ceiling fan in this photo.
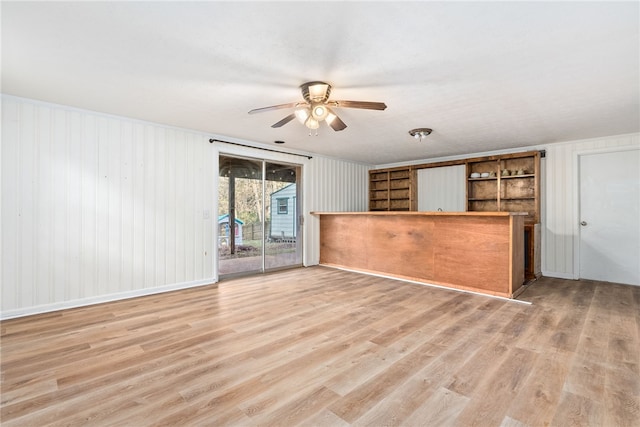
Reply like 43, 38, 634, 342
248, 81, 387, 132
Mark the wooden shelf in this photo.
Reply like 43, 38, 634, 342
501, 174, 535, 179
369, 167, 416, 211
466, 151, 540, 224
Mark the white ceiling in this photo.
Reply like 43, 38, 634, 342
2, 1, 638, 165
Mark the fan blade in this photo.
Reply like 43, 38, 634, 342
248, 102, 304, 114
325, 108, 347, 131
271, 113, 296, 128
328, 100, 387, 111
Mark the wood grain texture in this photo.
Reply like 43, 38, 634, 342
1, 267, 638, 426
317, 212, 525, 298
510, 215, 525, 294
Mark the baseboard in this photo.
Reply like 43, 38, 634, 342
541, 271, 576, 280
0, 278, 218, 320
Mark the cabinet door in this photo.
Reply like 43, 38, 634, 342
417, 165, 466, 212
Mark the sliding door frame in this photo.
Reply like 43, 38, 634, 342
217, 153, 303, 278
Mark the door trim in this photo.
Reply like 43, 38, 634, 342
573, 146, 640, 280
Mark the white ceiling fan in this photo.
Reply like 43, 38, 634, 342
248, 81, 387, 132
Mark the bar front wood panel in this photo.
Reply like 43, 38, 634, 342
316, 212, 525, 298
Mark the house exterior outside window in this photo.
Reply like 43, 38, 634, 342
277, 198, 288, 215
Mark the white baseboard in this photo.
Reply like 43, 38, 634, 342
0, 278, 218, 320
541, 271, 576, 280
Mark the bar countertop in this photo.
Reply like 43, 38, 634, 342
311, 211, 527, 216
313, 211, 526, 298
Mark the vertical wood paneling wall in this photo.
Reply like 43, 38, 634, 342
1, 96, 371, 318
304, 156, 371, 265
416, 165, 466, 212
1, 97, 216, 317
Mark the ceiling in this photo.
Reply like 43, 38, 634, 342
2, 1, 638, 165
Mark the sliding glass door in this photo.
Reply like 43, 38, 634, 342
218, 155, 302, 277
264, 161, 302, 270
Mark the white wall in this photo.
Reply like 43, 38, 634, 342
1, 95, 370, 318
1, 96, 217, 318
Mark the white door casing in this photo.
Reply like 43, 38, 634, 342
578, 148, 640, 285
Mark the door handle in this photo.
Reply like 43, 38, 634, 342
580, 221, 588, 226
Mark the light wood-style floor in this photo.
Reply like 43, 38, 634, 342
1, 266, 639, 426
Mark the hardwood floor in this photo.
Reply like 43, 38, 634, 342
1, 266, 639, 426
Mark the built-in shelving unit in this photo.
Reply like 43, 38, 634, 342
466, 151, 540, 224
368, 167, 416, 211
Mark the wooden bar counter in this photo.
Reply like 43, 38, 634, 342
311, 211, 526, 298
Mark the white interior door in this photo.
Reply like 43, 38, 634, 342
417, 165, 466, 212
579, 149, 640, 285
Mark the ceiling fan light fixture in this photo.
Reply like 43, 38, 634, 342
295, 108, 310, 124
409, 128, 433, 141
305, 117, 320, 130
325, 112, 336, 125
311, 103, 329, 121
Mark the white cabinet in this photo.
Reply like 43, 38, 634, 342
417, 165, 466, 212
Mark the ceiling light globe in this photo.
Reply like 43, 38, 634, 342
311, 103, 329, 121
295, 108, 310, 124
409, 128, 433, 140
305, 118, 320, 130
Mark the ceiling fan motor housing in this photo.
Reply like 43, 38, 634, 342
301, 81, 331, 103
